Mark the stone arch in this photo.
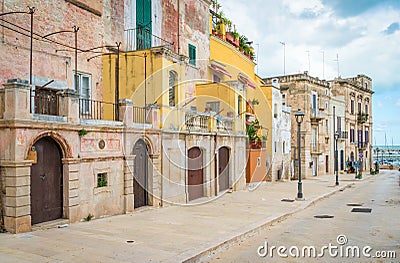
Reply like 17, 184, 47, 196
25, 131, 73, 160
132, 136, 155, 156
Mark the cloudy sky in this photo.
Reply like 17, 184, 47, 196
218, 0, 400, 146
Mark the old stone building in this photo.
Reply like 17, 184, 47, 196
264, 73, 332, 179
0, 0, 248, 233
330, 75, 374, 173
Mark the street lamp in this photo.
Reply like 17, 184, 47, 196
295, 109, 304, 200
334, 131, 340, 186
43, 25, 79, 91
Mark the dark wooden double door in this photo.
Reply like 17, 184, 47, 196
133, 139, 149, 208
188, 147, 204, 201
218, 147, 230, 192
30, 137, 63, 225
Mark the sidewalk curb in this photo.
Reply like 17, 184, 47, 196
176, 182, 355, 263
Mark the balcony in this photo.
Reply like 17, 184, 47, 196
337, 131, 348, 140
34, 89, 60, 116
357, 112, 369, 123
217, 116, 234, 134
124, 27, 174, 52
79, 98, 116, 121
310, 143, 324, 155
185, 112, 211, 133
310, 108, 325, 123
357, 141, 368, 150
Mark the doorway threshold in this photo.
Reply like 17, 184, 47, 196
32, 218, 69, 231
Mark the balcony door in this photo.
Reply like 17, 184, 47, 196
136, 0, 152, 49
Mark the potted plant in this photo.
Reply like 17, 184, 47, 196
246, 119, 262, 149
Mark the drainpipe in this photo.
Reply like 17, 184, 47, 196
177, 0, 180, 54
184, 132, 187, 203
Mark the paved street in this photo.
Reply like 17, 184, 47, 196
0, 171, 390, 262
210, 170, 400, 262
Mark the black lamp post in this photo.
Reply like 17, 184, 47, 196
43, 25, 79, 91
334, 131, 340, 186
295, 109, 305, 200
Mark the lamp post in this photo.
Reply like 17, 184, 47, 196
295, 109, 304, 200
1, 6, 35, 112
334, 131, 339, 186
43, 25, 79, 91
279, 41, 286, 75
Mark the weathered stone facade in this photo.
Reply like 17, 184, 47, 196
330, 75, 374, 172
264, 73, 332, 179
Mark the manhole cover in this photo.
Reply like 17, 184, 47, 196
347, 203, 363, 206
314, 215, 334, 219
281, 199, 295, 202
351, 208, 372, 213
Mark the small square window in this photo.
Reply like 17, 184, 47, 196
97, 173, 108, 187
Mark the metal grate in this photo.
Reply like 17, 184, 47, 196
281, 199, 295, 202
347, 203, 363, 206
351, 208, 372, 213
314, 215, 334, 219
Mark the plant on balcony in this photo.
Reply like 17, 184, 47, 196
248, 98, 259, 106
246, 119, 263, 149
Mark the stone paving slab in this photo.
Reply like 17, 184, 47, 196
0, 172, 376, 263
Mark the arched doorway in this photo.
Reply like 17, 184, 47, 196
218, 147, 230, 192
30, 137, 63, 224
133, 139, 149, 208
188, 147, 204, 201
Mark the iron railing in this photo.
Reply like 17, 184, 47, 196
34, 89, 59, 116
338, 131, 348, 140
132, 105, 152, 124
124, 27, 174, 51
217, 117, 234, 133
79, 98, 116, 121
185, 112, 210, 132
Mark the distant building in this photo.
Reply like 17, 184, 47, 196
264, 72, 332, 179
330, 75, 374, 173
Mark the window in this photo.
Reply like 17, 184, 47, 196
282, 94, 286, 106
325, 102, 328, 109
206, 101, 220, 112
325, 120, 328, 134
212, 73, 221, 83
97, 172, 107, 187
74, 72, 91, 113
325, 88, 328, 96
358, 102, 361, 114
169, 71, 177, 107
350, 99, 354, 115
237, 95, 242, 115
365, 130, 369, 143
283, 141, 286, 154
358, 129, 363, 143
365, 104, 368, 114
337, 116, 341, 132
350, 128, 354, 143
188, 44, 196, 66
274, 141, 277, 153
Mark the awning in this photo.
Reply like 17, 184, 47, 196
209, 64, 232, 78
239, 75, 257, 89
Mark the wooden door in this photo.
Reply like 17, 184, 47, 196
30, 137, 63, 225
325, 155, 329, 173
133, 139, 148, 208
218, 147, 230, 192
188, 147, 203, 201
136, 0, 152, 49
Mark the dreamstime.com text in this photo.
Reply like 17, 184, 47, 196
257, 234, 397, 259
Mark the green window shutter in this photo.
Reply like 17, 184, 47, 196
189, 44, 196, 66
136, 0, 152, 49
